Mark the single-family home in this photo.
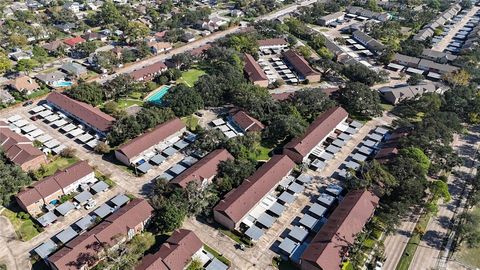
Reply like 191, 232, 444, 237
318, 12, 345, 26
148, 41, 173, 54
63, 2, 81, 13
60, 62, 88, 77
8, 75, 40, 95
63, 36, 86, 49
228, 108, 265, 133
35, 71, 67, 87
0, 90, 14, 104
42, 40, 64, 54
379, 83, 437, 104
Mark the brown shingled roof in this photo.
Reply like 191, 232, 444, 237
49, 199, 153, 270
230, 108, 265, 133
0, 125, 45, 169
284, 107, 348, 162
116, 118, 185, 160
170, 149, 234, 188
214, 155, 295, 225
282, 49, 320, 77
46, 92, 115, 133
243, 53, 268, 83
136, 229, 203, 270
301, 190, 379, 270
130, 61, 167, 80
257, 38, 289, 47
16, 161, 93, 207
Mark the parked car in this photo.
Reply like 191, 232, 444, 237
85, 200, 96, 210
23, 101, 33, 106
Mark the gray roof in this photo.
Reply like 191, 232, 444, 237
181, 156, 198, 167
268, 202, 286, 216
110, 194, 129, 207
278, 191, 296, 204
325, 145, 341, 154
326, 184, 343, 196
245, 225, 264, 241
162, 146, 178, 157
345, 127, 357, 135
374, 127, 389, 135
205, 258, 228, 270
34, 239, 57, 259
288, 182, 305, 194
352, 153, 367, 162
56, 201, 75, 216
311, 159, 325, 170
173, 139, 190, 150
137, 162, 152, 174
345, 160, 361, 170
317, 193, 336, 206
308, 203, 327, 218
160, 172, 174, 181
74, 191, 93, 204
61, 62, 87, 75
368, 133, 383, 142
37, 211, 58, 227
296, 174, 312, 184
338, 133, 352, 141
35, 71, 66, 83
288, 226, 308, 242
338, 169, 352, 179
90, 181, 109, 193
363, 139, 377, 147
150, 154, 166, 165
319, 151, 334, 161
55, 226, 78, 244
93, 204, 113, 218
279, 238, 298, 255
332, 139, 346, 147
169, 163, 187, 175
257, 212, 276, 228
299, 214, 318, 229
75, 215, 95, 231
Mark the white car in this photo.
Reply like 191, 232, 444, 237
85, 200, 96, 210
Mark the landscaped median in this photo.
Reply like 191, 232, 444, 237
203, 244, 231, 266
395, 213, 431, 270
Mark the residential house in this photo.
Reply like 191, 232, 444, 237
379, 83, 437, 104
48, 199, 153, 270
345, 6, 391, 22
214, 155, 296, 231
54, 23, 77, 33
0, 90, 14, 104
300, 190, 379, 270
63, 2, 81, 13
284, 107, 349, 163
42, 40, 64, 54
282, 50, 321, 82
130, 61, 168, 81
148, 41, 173, 54
35, 71, 67, 87
154, 31, 167, 41
417, 58, 459, 74
318, 12, 345, 26
9, 50, 32, 61
257, 38, 289, 51
0, 121, 47, 172
393, 53, 421, 67
135, 229, 203, 270
181, 33, 196, 43
189, 44, 212, 58
115, 118, 186, 166
352, 30, 386, 54
231, 9, 244, 17
46, 92, 116, 137
15, 161, 94, 216
82, 32, 107, 42
8, 75, 40, 95
228, 108, 265, 133
421, 49, 457, 63
63, 36, 86, 49
243, 53, 269, 87
60, 62, 88, 77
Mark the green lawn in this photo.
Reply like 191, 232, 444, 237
36, 156, 79, 179
249, 145, 272, 161
116, 99, 144, 109
219, 228, 243, 244
381, 102, 394, 112
453, 205, 480, 268
177, 69, 206, 87
129, 92, 143, 99
204, 245, 231, 266
181, 115, 200, 131
396, 213, 431, 270
1, 208, 40, 241
27, 88, 50, 100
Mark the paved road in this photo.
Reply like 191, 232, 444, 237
433, 6, 480, 52
407, 129, 479, 270
0, 216, 22, 270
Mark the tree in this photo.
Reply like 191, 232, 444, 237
124, 22, 150, 42
0, 53, 12, 74
339, 82, 383, 117
97, 0, 121, 25
263, 114, 307, 143
297, 46, 312, 58
342, 63, 382, 86
0, 154, 33, 206
15, 59, 38, 74
60, 147, 77, 158
288, 88, 336, 122
94, 142, 111, 154
104, 74, 140, 100
224, 33, 259, 55
346, 160, 398, 196
443, 69, 470, 87
193, 129, 227, 153
67, 82, 105, 105
186, 258, 203, 270
457, 212, 480, 248
32, 46, 48, 64
407, 73, 424, 85
215, 158, 256, 194
162, 84, 204, 117
76, 41, 98, 57
170, 53, 194, 70
399, 147, 431, 174
9, 33, 28, 48
154, 200, 187, 233
400, 39, 425, 57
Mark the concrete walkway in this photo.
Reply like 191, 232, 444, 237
0, 216, 22, 270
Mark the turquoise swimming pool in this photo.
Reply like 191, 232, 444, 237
146, 85, 171, 104
52, 81, 73, 88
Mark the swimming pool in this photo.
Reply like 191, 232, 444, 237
52, 81, 74, 88
146, 85, 171, 104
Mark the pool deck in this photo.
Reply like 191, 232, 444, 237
144, 85, 171, 101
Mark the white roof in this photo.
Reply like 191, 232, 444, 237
68, 128, 84, 137
22, 124, 37, 133
86, 139, 99, 148
36, 134, 52, 143
52, 119, 68, 127
44, 114, 60, 122
212, 119, 225, 126
7, 115, 22, 123
14, 119, 29, 127
31, 105, 46, 113
38, 110, 53, 118
77, 133, 93, 143
61, 123, 76, 132
44, 139, 60, 149
28, 129, 44, 138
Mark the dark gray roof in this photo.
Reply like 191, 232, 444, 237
55, 226, 78, 244
169, 163, 187, 175
296, 174, 312, 184
257, 212, 276, 228
37, 211, 57, 227
181, 156, 198, 167
278, 191, 296, 204
326, 144, 340, 154
345, 160, 361, 170
137, 162, 152, 174
173, 139, 190, 150
56, 201, 75, 216
205, 258, 229, 270
90, 181, 109, 193
245, 225, 264, 240
162, 146, 178, 157
363, 139, 377, 147
160, 172, 174, 181
317, 193, 336, 206
357, 145, 374, 156
288, 182, 305, 194
339, 132, 352, 140
352, 153, 367, 162
308, 203, 327, 218
74, 191, 93, 204
75, 215, 95, 231
326, 184, 343, 196
111, 194, 129, 207
269, 202, 286, 216
279, 238, 298, 255
311, 159, 325, 170
34, 239, 57, 259
93, 204, 113, 218
150, 154, 166, 165
299, 213, 319, 229
288, 226, 308, 242
345, 127, 357, 135
368, 133, 383, 142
